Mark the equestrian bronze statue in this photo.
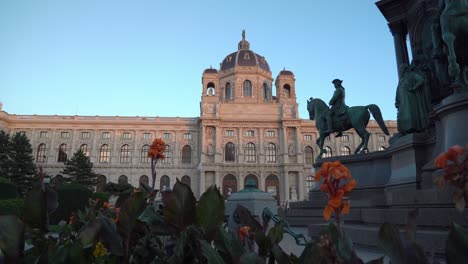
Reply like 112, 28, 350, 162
307, 79, 389, 159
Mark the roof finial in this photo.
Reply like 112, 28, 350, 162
242, 29, 245, 40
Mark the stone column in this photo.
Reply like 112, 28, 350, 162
388, 21, 410, 78
284, 170, 290, 203
282, 127, 288, 163
298, 171, 304, 201
200, 126, 206, 163
259, 128, 264, 163
215, 126, 222, 163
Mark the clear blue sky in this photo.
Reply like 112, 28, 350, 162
0, 0, 401, 120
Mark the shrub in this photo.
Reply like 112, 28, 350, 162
0, 198, 24, 216
0, 177, 17, 199
91, 192, 110, 208
50, 183, 93, 224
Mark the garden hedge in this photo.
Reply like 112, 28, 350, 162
50, 183, 93, 224
0, 177, 17, 199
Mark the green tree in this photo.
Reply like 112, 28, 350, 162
61, 149, 97, 188
9, 132, 37, 196
0, 130, 12, 177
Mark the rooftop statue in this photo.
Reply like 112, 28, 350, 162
307, 80, 389, 159
439, 0, 468, 87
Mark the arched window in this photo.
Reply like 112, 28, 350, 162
265, 174, 280, 203
96, 175, 107, 192
160, 175, 170, 191
80, 144, 89, 157
243, 80, 252, 97
244, 174, 258, 188
118, 175, 128, 185
245, 142, 256, 163
305, 146, 314, 165
263, 83, 268, 100
224, 142, 235, 162
223, 174, 237, 198
266, 143, 277, 163
141, 144, 150, 163
283, 84, 291, 98
323, 146, 332, 158
206, 82, 215, 96
181, 175, 191, 187
57, 144, 68, 162
306, 175, 315, 192
162, 145, 172, 164
182, 145, 192, 164
99, 144, 110, 163
379, 146, 386, 151
225, 82, 232, 100
139, 175, 149, 186
36, 143, 47, 163
341, 146, 351, 156
120, 144, 131, 163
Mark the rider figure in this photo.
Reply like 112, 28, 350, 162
325, 79, 348, 137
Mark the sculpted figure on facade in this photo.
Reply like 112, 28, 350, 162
395, 63, 432, 134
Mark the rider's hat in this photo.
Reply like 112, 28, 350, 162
332, 79, 343, 85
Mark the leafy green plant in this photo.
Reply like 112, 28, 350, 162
0, 176, 17, 199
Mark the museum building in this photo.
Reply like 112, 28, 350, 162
0, 34, 396, 203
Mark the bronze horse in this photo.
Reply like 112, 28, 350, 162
307, 98, 389, 159
440, 0, 468, 83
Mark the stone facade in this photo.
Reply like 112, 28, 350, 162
0, 34, 397, 203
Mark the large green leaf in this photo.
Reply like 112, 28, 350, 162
77, 218, 102, 248
117, 191, 147, 238
98, 216, 124, 256
271, 244, 291, 264
268, 223, 284, 244
234, 205, 262, 231
137, 205, 170, 235
196, 184, 225, 241
163, 179, 197, 231
446, 222, 468, 264
378, 223, 404, 264
23, 189, 47, 230
213, 226, 244, 261
0, 215, 24, 262
199, 239, 225, 264
240, 252, 266, 264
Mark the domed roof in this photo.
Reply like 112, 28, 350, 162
220, 31, 270, 72
203, 67, 218, 74
279, 69, 294, 76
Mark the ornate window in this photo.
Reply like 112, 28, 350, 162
306, 175, 316, 192
245, 143, 256, 163
305, 146, 314, 165
184, 133, 192, 140
225, 142, 235, 162
120, 144, 131, 163
263, 83, 268, 100
163, 133, 171, 140
80, 144, 89, 157
246, 130, 255, 137
118, 175, 128, 185
207, 82, 215, 96
160, 175, 170, 191
57, 144, 68, 162
143, 133, 151, 139
39, 131, 48, 138
341, 134, 350, 141
181, 145, 192, 164
162, 145, 172, 164
225, 82, 232, 99
341, 146, 351, 156
99, 144, 110, 163
378, 135, 386, 142
61, 132, 69, 138
283, 84, 291, 98
36, 144, 47, 163
243, 80, 252, 97
141, 145, 150, 163
122, 132, 131, 139
323, 146, 332, 158
139, 175, 149, 186
304, 135, 312, 141
102, 132, 110, 139
266, 143, 277, 163
81, 132, 90, 139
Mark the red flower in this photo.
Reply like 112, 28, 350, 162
239, 226, 250, 240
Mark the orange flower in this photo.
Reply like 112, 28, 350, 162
328, 196, 342, 208
323, 205, 333, 221
239, 226, 250, 240
435, 152, 448, 168
69, 212, 76, 225
435, 145, 464, 168
342, 201, 350, 214
148, 138, 166, 159
330, 165, 351, 180
341, 179, 356, 193
320, 183, 330, 193
103, 201, 109, 208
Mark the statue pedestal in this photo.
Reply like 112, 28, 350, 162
432, 90, 468, 154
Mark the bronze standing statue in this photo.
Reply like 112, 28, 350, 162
307, 80, 389, 159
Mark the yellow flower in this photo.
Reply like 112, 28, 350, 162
93, 241, 107, 258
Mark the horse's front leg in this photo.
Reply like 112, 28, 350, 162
316, 136, 325, 159
442, 32, 461, 81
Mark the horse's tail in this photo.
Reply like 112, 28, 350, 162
366, 104, 389, 135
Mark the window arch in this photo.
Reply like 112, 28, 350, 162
245, 142, 256, 163
37, 143, 47, 163
160, 175, 170, 191
323, 146, 332, 158
225, 82, 232, 100
139, 175, 149, 186
96, 175, 107, 192
120, 144, 131, 163
305, 146, 314, 165
263, 83, 269, 100
57, 144, 68, 162
266, 143, 277, 163
162, 145, 172, 164
341, 146, 351, 156
206, 82, 215, 96
225, 142, 235, 162
80, 144, 89, 157
182, 145, 192, 164
243, 80, 252, 97
141, 144, 150, 163
99, 144, 110, 163
283, 84, 291, 98
118, 175, 128, 185
181, 175, 191, 187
